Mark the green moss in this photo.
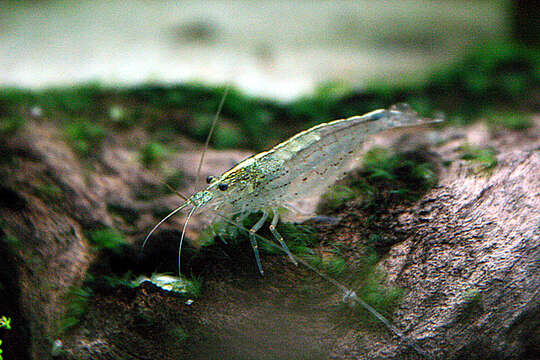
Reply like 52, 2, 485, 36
0, 316, 11, 330
107, 104, 139, 128
457, 288, 484, 322
60, 286, 92, 333
460, 145, 498, 173
318, 185, 358, 212
34, 184, 63, 201
87, 228, 128, 253
353, 273, 404, 324
463, 288, 482, 304
64, 119, 106, 157
196, 223, 220, 247
0, 88, 36, 109
423, 41, 540, 123
140, 142, 167, 168
108, 104, 125, 122
318, 147, 437, 214
321, 255, 347, 277
199, 211, 319, 264
185, 277, 202, 297
289, 93, 337, 125
39, 83, 102, 115
212, 122, 243, 149
291, 244, 405, 329
370, 148, 433, 187
187, 113, 213, 141
343, 250, 404, 327
275, 221, 320, 252
98, 273, 138, 289
0, 234, 19, 247
363, 149, 398, 180
485, 111, 533, 130
221, 214, 347, 276
0, 116, 25, 136
362, 148, 436, 196
0, 40, 537, 151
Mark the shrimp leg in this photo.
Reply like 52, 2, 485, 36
269, 209, 298, 266
249, 210, 269, 275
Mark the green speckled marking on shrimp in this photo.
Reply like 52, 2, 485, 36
144, 103, 442, 275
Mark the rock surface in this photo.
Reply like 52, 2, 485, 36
0, 117, 538, 359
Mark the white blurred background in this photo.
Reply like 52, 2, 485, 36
1, 0, 509, 100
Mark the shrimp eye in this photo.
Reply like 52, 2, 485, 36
218, 183, 228, 191
206, 176, 215, 184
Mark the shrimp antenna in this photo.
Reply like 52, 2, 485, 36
161, 178, 189, 201
150, 170, 189, 201
141, 201, 190, 250
178, 205, 198, 274
196, 85, 230, 184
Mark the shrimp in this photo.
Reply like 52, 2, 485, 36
143, 102, 440, 359
143, 103, 442, 276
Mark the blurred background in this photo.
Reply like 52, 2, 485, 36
0, 0, 530, 99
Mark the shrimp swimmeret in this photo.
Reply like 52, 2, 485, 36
143, 103, 442, 276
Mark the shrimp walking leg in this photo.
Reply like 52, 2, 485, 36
249, 210, 269, 275
269, 209, 297, 265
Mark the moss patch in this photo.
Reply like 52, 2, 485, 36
189, 210, 320, 276
200, 211, 320, 255
485, 111, 533, 131
34, 184, 63, 202
63, 119, 106, 157
2, 40, 537, 154
334, 250, 404, 329
60, 286, 92, 334
456, 288, 484, 323
318, 185, 358, 213
0, 116, 25, 136
87, 228, 128, 253
139, 142, 168, 169
0, 316, 11, 330
319, 147, 437, 218
460, 145, 498, 174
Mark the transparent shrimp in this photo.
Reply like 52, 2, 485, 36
143, 101, 440, 360
143, 103, 442, 276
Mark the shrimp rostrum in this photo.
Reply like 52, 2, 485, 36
144, 103, 442, 275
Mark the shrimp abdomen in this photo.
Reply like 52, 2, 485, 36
268, 105, 437, 202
